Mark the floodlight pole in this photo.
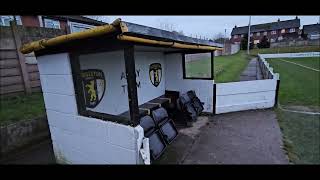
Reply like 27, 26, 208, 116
247, 16, 251, 55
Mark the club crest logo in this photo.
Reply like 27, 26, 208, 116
149, 63, 162, 87
81, 69, 106, 108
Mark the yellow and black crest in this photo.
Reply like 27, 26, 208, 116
81, 69, 106, 108
149, 63, 162, 87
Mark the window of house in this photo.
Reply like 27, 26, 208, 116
278, 36, 283, 41
234, 35, 238, 38
256, 32, 260, 36
183, 52, 213, 79
281, 29, 286, 33
250, 33, 253, 37
289, 28, 295, 33
271, 30, 277, 35
69, 21, 95, 33
241, 34, 244, 38
44, 18, 60, 29
0, 16, 22, 26
254, 40, 260, 44
264, 31, 268, 35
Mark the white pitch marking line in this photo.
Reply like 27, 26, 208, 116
278, 59, 320, 72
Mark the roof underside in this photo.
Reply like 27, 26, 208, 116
231, 19, 300, 35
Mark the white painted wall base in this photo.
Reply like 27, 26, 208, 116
215, 79, 277, 114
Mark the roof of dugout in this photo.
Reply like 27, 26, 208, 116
20, 18, 223, 54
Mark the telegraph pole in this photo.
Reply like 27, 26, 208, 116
224, 29, 226, 55
247, 16, 251, 55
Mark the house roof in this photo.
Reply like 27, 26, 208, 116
123, 21, 223, 48
303, 23, 320, 34
231, 18, 300, 35
42, 15, 107, 26
20, 18, 223, 54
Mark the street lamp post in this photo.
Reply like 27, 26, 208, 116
247, 16, 251, 55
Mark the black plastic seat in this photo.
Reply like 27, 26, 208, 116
177, 93, 197, 122
187, 90, 204, 115
152, 107, 179, 145
139, 115, 167, 161
148, 130, 167, 160
152, 107, 170, 127
139, 115, 156, 137
159, 120, 178, 144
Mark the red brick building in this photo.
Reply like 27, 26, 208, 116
0, 15, 106, 33
230, 17, 301, 45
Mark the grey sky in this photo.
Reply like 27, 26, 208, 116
95, 16, 319, 39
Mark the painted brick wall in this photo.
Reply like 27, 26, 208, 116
164, 54, 214, 113
37, 53, 140, 164
135, 52, 166, 105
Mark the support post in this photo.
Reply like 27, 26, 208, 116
211, 51, 214, 79
124, 45, 140, 126
10, 21, 32, 94
213, 83, 217, 115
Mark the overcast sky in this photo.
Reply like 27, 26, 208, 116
95, 16, 319, 39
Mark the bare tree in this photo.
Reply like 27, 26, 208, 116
213, 32, 225, 41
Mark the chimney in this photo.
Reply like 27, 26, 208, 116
278, 18, 280, 22
235, 25, 237, 28
295, 16, 298, 19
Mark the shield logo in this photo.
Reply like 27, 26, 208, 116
149, 63, 162, 87
81, 69, 106, 108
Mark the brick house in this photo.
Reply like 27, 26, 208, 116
230, 17, 301, 45
302, 23, 320, 40
0, 15, 106, 33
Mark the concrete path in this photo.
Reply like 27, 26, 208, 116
239, 58, 263, 81
0, 139, 55, 164
1, 110, 288, 165
182, 110, 289, 164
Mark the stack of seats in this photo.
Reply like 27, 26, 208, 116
176, 90, 204, 127
152, 107, 178, 145
187, 90, 204, 115
139, 107, 178, 161
139, 115, 167, 160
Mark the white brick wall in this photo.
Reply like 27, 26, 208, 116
164, 54, 214, 113
37, 53, 141, 164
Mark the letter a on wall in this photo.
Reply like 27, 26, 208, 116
149, 63, 162, 87
81, 69, 106, 108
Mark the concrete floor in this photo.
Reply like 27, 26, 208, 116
239, 58, 263, 81
1, 110, 289, 165
181, 110, 289, 164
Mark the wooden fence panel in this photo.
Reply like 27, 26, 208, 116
0, 59, 19, 69
0, 23, 66, 96
0, 84, 25, 95
0, 68, 21, 77
0, 50, 18, 59
0, 76, 23, 86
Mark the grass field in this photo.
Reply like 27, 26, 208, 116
276, 110, 319, 164
185, 51, 251, 83
0, 93, 45, 126
267, 56, 320, 164
267, 57, 320, 107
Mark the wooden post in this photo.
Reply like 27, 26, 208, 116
124, 45, 140, 126
211, 51, 214, 79
10, 21, 32, 94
